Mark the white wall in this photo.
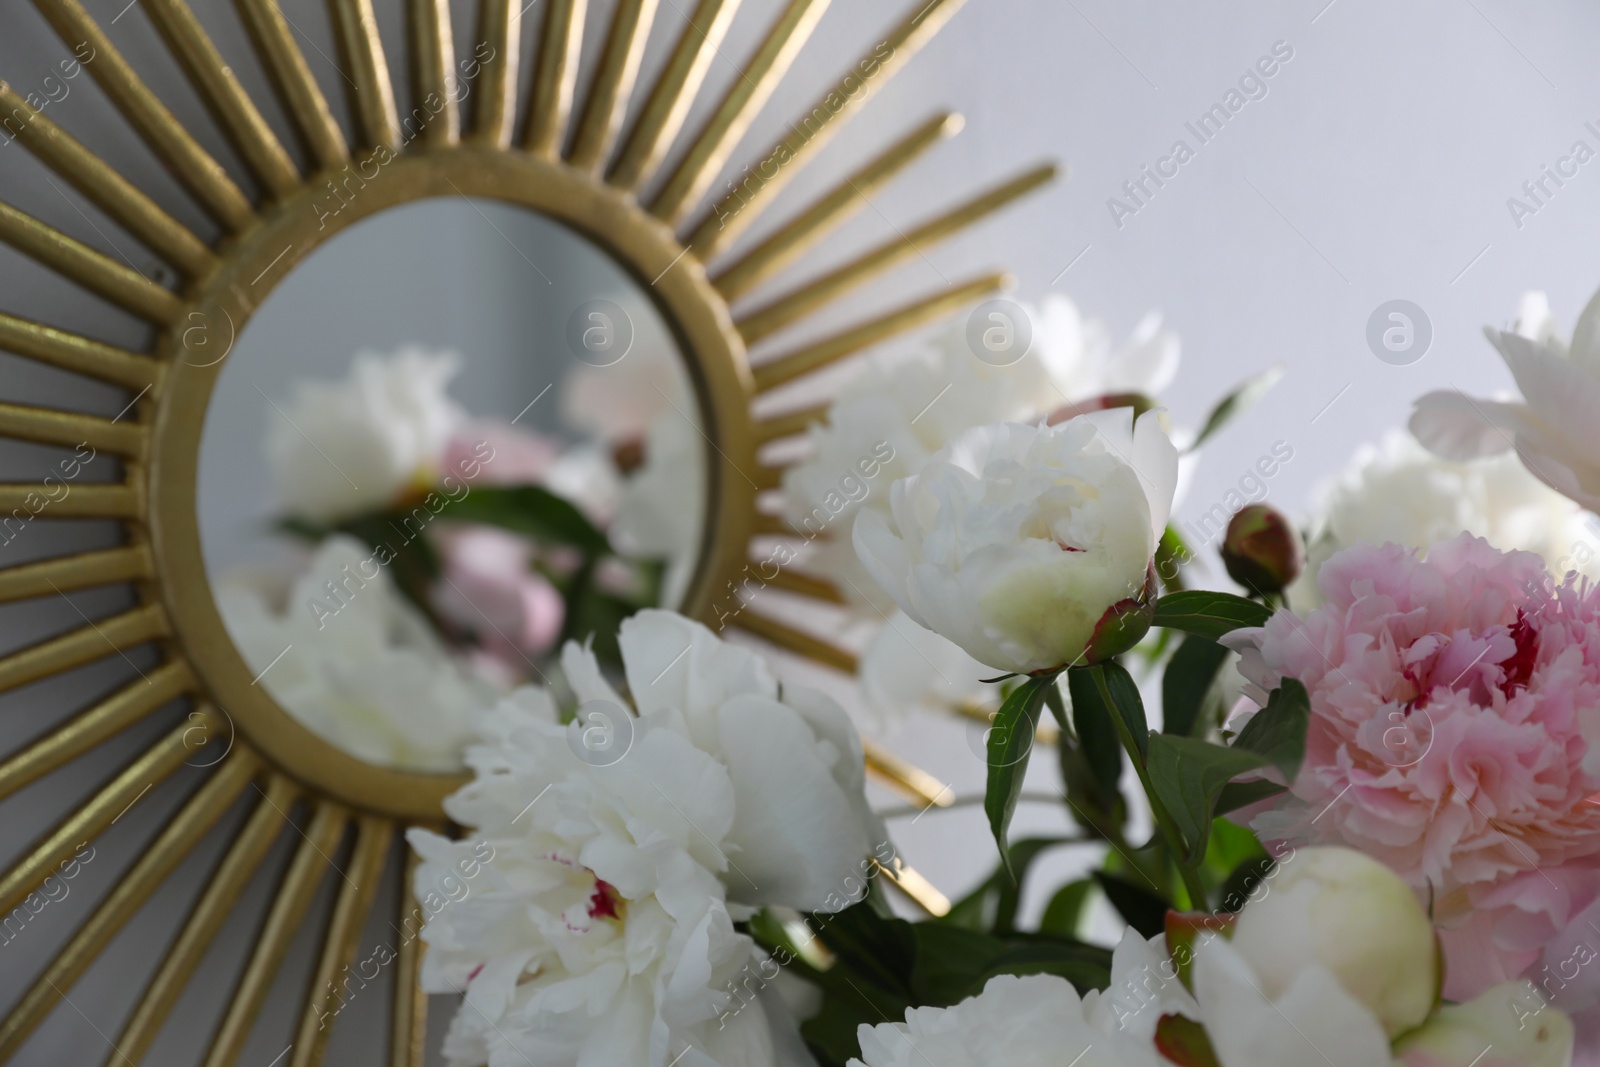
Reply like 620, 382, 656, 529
0, 0, 1593, 1063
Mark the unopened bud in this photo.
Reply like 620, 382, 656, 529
1221, 505, 1304, 595
1084, 563, 1157, 664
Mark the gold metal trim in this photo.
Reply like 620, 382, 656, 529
0, 0, 1058, 1055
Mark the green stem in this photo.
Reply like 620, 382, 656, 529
1090, 665, 1209, 910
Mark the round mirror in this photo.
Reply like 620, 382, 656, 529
195, 198, 707, 772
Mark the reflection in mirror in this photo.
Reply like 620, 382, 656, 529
196, 198, 707, 772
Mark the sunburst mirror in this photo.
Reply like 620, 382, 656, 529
0, 0, 1053, 1062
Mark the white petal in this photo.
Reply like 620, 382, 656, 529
715, 694, 871, 911
1409, 390, 1522, 460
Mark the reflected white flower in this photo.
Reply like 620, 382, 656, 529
266, 347, 465, 525
407, 610, 882, 1067
611, 407, 707, 610
1290, 429, 1596, 609
782, 296, 1179, 615
1412, 288, 1600, 513
857, 610, 989, 732
855, 411, 1179, 674
217, 536, 493, 772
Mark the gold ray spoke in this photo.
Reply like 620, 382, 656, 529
0, 602, 167, 695
608, 0, 740, 191
330, 0, 401, 150
567, 0, 659, 172
733, 608, 855, 672
864, 739, 952, 809
0, 748, 259, 1062
751, 271, 1008, 394
0, 314, 160, 391
648, 0, 829, 226
759, 567, 844, 604
686, 0, 971, 258
872, 856, 951, 917
469, 0, 521, 148
0, 659, 191, 804
290, 815, 392, 1067
711, 112, 962, 301
0, 712, 217, 918
110, 774, 299, 1067
737, 164, 1057, 344
0, 202, 181, 323
31, 0, 254, 231
752, 463, 784, 491
522, 0, 588, 157
390, 848, 426, 1067
237, 0, 351, 170
0, 401, 145, 458
141, 0, 301, 198
751, 511, 809, 538
0, 545, 152, 605
0, 482, 141, 520
753, 402, 827, 445
406, 0, 458, 147
0, 83, 214, 278
203, 800, 349, 1067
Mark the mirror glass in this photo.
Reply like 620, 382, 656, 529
195, 198, 707, 772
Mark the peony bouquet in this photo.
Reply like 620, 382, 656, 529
391, 288, 1600, 1066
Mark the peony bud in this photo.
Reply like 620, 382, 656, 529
853, 411, 1179, 674
1221, 504, 1304, 595
1395, 981, 1573, 1067
1228, 846, 1438, 1038
1084, 563, 1158, 664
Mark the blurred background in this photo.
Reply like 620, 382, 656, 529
0, 0, 1596, 1062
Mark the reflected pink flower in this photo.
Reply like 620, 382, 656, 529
431, 526, 564, 662
1228, 534, 1600, 1001
443, 421, 560, 487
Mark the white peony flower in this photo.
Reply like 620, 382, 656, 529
1226, 847, 1438, 1038
266, 347, 465, 525
1394, 980, 1574, 1067
1289, 429, 1596, 609
782, 297, 1178, 614
1412, 288, 1600, 513
217, 536, 493, 771
1192, 935, 1398, 1067
844, 934, 1171, 1067
854, 410, 1179, 674
407, 609, 884, 1067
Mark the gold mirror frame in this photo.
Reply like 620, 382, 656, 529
0, 0, 1054, 1062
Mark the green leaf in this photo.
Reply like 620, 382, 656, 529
1215, 779, 1287, 817
1145, 735, 1270, 865
1152, 590, 1272, 640
1092, 870, 1170, 939
1155, 525, 1191, 592
984, 675, 1055, 871
975, 941, 1113, 993
1066, 670, 1128, 804
441, 484, 611, 554
1074, 661, 1149, 759
1190, 365, 1284, 451
807, 900, 917, 1001
1232, 679, 1311, 781
941, 837, 1071, 935
1162, 634, 1231, 738
1038, 879, 1094, 938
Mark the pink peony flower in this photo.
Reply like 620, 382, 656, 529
1228, 534, 1600, 1000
